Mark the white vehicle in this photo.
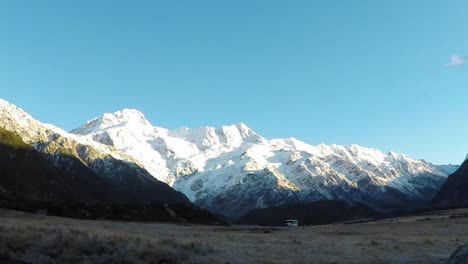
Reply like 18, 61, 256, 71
284, 219, 299, 227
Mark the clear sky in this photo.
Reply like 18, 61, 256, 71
1, 1, 467, 164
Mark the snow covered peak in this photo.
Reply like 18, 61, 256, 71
0, 98, 55, 143
169, 122, 264, 151
0, 98, 24, 113
72, 108, 153, 135
0, 99, 130, 165
102, 108, 152, 128
0, 98, 10, 107
219, 122, 261, 143
106, 108, 147, 122
233, 122, 255, 136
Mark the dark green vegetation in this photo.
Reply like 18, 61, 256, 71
0, 127, 30, 148
0, 192, 220, 224
0, 127, 220, 225
433, 160, 468, 209
238, 200, 379, 226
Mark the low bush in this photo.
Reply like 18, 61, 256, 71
0, 222, 213, 264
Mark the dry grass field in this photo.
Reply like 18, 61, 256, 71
1, 208, 468, 264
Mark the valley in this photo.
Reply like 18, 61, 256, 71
1, 208, 467, 264
2, 3, 467, 263
1, 97, 467, 264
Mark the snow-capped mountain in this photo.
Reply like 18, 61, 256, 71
0, 99, 190, 205
72, 109, 450, 218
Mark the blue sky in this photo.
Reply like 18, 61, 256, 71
1, 0, 467, 164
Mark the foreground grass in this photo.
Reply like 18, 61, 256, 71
0, 217, 214, 264
2, 208, 468, 263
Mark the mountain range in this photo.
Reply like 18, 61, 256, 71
70, 106, 454, 218
0, 98, 461, 219
0, 99, 189, 206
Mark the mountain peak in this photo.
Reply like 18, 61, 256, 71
102, 108, 148, 124
113, 108, 145, 118
234, 122, 249, 130
72, 108, 152, 135
0, 98, 9, 106
0, 98, 53, 143
166, 122, 263, 152
220, 122, 257, 138
0, 98, 22, 113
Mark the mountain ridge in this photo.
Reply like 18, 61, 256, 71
433, 160, 468, 208
0, 99, 191, 206
0, 127, 107, 202
71, 107, 450, 218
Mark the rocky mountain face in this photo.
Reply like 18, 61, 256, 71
433, 160, 468, 208
0, 99, 190, 205
71, 108, 450, 218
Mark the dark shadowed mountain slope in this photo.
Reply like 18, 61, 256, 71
237, 200, 379, 226
0, 127, 107, 201
0, 125, 191, 206
433, 160, 468, 208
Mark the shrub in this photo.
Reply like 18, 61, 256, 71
0, 221, 214, 264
